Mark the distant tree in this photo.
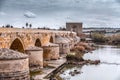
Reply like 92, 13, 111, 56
2, 26, 4, 28
29, 24, 32, 28
26, 22, 28, 28
11, 26, 13, 28
59, 27, 62, 30
22, 26, 24, 28
43, 27, 45, 29
37, 27, 40, 29
5, 24, 11, 28
59, 27, 66, 30
62, 28, 66, 30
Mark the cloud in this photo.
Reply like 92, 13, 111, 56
24, 11, 36, 18
0, 11, 6, 15
0, 0, 6, 10
116, 0, 120, 3
0, 0, 120, 28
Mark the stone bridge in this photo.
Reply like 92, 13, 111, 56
0, 28, 77, 53
0, 28, 80, 79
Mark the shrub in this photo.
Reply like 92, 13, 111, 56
66, 53, 84, 61
111, 34, 120, 44
91, 32, 107, 43
75, 46, 85, 52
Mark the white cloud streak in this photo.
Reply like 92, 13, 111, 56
0, 0, 120, 28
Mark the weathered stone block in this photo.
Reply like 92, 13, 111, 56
0, 48, 30, 80
25, 46, 43, 68
55, 36, 70, 54
42, 43, 60, 60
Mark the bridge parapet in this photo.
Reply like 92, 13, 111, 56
0, 28, 76, 51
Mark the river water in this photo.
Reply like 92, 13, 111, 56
57, 45, 120, 80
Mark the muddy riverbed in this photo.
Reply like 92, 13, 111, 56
55, 45, 120, 80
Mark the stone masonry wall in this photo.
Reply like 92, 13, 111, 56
0, 58, 30, 80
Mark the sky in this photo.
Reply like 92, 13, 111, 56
0, 0, 120, 28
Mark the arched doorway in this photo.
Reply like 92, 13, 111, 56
10, 38, 24, 53
35, 38, 41, 47
50, 36, 54, 43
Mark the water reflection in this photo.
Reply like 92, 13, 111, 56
59, 45, 120, 80
84, 45, 120, 64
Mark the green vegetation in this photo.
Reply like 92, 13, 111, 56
111, 34, 120, 45
66, 52, 84, 61
91, 32, 108, 43
30, 70, 43, 76
91, 32, 120, 45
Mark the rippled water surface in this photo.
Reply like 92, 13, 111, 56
58, 45, 120, 80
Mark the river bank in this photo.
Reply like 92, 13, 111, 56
53, 45, 120, 80
30, 57, 66, 80
30, 42, 96, 80
44, 42, 98, 80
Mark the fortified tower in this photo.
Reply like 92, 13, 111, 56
66, 22, 83, 36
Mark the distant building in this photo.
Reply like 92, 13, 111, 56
66, 22, 83, 36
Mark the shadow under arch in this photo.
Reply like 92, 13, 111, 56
50, 36, 54, 43
35, 38, 42, 47
10, 38, 25, 53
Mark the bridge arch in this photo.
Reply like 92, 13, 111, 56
10, 38, 25, 53
49, 36, 54, 43
35, 38, 42, 47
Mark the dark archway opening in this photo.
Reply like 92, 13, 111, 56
10, 38, 24, 53
35, 39, 41, 47
50, 36, 54, 43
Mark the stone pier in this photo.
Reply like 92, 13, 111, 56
0, 48, 30, 80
